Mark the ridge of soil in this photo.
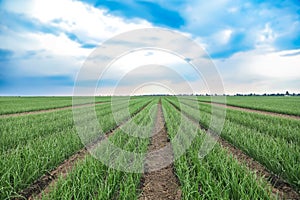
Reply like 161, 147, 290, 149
15, 101, 152, 200
168, 100, 300, 200
139, 100, 181, 200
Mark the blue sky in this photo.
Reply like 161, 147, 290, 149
0, 0, 299, 95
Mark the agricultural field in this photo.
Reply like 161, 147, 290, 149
197, 96, 300, 116
0, 96, 299, 199
0, 96, 112, 115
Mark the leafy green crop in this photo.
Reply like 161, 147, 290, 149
41, 98, 158, 200
162, 98, 273, 199
168, 97, 300, 191
0, 97, 152, 199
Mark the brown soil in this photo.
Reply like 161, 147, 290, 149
139, 100, 181, 200
168, 100, 300, 200
202, 101, 300, 120
16, 101, 151, 200
0, 102, 107, 118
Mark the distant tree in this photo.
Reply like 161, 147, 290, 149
285, 91, 290, 96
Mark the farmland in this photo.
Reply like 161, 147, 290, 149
0, 96, 299, 199
197, 96, 300, 116
0, 96, 113, 115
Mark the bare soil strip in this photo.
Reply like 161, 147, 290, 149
139, 100, 181, 200
200, 101, 300, 120
0, 102, 107, 118
16, 101, 152, 200
168, 100, 300, 200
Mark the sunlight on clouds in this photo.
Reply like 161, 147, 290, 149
2, 0, 152, 43
31, 32, 91, 57
0, 0, 154, 87
211, 29, 233, 45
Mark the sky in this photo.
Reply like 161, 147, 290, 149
0, 0, 299, 95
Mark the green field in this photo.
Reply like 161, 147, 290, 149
0, 96, 299, 199
0, 96, 112, 115
197, 96, 300, 116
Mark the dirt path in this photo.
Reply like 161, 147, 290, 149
16, 101, 152, 200
168, 100, 299, 200
139, 100, 181, 200
0, 102, 108, 118
200, 101, 300, 120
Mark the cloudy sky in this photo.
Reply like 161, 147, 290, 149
0, 0, 299, 95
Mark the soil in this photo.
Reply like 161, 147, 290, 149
168, 100, 300, 199
139, 100, 181, 200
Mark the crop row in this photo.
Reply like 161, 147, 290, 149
0, 97, 152, 199
195, 96, 300, 116
167, 97, 300, 190
40, 99, 159, 199
0, 96, 113, 115
0, 97, 144, 154
180, 97, 300, 145
162, 98, 273, 199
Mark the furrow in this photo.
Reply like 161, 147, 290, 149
139, 100, 181, 200
15, 100, 152, 200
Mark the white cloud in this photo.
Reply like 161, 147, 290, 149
1, 0, 299, 95
227, 7, 238, 13
215, 48, 300, 94
2, 0, 152, 43
256, 23, 277, 48
210, 29, 233, 46
1, 0, 153, 78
